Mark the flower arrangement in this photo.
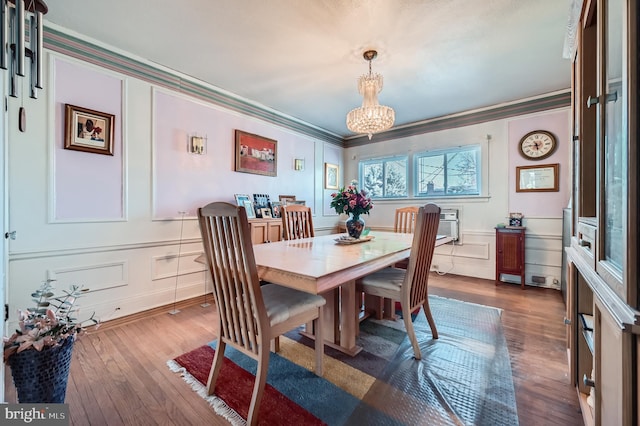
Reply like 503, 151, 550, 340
3, 279, 99, 362
90, 126, 102, 140
330, 180, 373, 219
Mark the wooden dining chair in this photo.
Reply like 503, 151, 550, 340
357, 204, 441, 359
281, 204, 314, 240
394, 206, 420, 234
366, 206, 420, 319
198, 202, 325, 425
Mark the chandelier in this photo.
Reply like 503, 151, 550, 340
346, 50, 395, 140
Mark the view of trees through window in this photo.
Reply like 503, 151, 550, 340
358, 145, 481, 199
415, 146, 480, 196
360, 157, 408, 198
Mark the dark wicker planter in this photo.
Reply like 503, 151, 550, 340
7, 336, 75, 403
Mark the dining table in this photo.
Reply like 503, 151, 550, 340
251, 231, 452, 356
196, 230, 452, 355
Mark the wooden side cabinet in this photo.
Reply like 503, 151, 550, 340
495, 227, 525, 289
249, 218, 282, 244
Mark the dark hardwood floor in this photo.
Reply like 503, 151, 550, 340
5, 273, 584, 425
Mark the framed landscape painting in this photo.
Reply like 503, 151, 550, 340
235, 130, 277, 177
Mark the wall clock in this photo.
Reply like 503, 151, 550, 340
518, 130, 557, 160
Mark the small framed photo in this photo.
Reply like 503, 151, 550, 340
234, 194, 251, 206
516, 164, 559, 192
279, 195, 296, 204
325, 163, 339, 189
64, 104, 115, 155
242, 200, 256, 219
260, 208, 272, 218
270, 201, 282, 218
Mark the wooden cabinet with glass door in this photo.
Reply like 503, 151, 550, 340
566, 0, 639, 424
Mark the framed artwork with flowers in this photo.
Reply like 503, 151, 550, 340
64, 104, 115, 155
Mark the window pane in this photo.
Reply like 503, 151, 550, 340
415, 146, 480, 197
360, 157, 408, 199
417, 155, 445, 195
361, 162, 383, 197
446, 150, 479, 195
384, 159, 407, 197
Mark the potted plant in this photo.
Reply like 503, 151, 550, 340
3, 279, 99, 403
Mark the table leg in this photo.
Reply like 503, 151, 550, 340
337, 280, 362, 355
300, 283, 362, 356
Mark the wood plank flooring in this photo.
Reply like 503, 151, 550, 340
4, 274, 584, 425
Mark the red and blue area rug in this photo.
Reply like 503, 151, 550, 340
168, 295, 519, 425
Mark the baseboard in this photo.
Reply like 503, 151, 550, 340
96, 293, 213, 331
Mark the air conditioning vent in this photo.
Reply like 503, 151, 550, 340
438, 209, 459, 241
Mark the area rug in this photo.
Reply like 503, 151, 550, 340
168, 295, 519, 425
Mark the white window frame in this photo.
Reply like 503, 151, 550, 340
414, 145, 482, 198
358, 155, 409, 199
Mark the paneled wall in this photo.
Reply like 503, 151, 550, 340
6, 51, 342, 331
344, 108, 570, 287
5, 28, 569, 332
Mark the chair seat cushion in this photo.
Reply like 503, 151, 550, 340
360, 267, 406, 293
261, 284, 326, 326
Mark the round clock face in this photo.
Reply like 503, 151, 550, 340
518, 130, 557, 160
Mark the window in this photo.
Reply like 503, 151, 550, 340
359, 156, 408, 198
415, 146, 480, 197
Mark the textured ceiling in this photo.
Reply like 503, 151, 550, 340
44, 0, 572, 137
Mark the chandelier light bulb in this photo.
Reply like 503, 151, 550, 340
346, 50, 395, 140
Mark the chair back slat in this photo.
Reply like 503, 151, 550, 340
198, 202, 268, 356
402, 204, 441, 309
281, 204, 314, 240
394, 206, 419, 234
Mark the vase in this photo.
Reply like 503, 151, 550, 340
8, 336, 75, 403
345, 215, 365, 239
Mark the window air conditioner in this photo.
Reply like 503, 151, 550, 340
437, 209, 459, 241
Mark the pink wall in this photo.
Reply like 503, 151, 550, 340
54, 59, 124, 221
153, 91, 316, 218
508, 110, 570, 218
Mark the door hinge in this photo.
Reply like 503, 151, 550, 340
4, 304, 8, 321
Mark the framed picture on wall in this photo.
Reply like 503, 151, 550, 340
64, 104, 115, 155
234, 130, 277, 177
325, 163, 339, 189
515, 164, 559, 192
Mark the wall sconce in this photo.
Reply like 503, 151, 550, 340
294, 158, 304, 171
188, 135, 207, 155
1, 0, 48, 99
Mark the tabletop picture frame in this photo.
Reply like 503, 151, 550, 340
234, 194, 251, 206
516, 164, 559, 192
270, 201, 282, 218
242, 200, 256, 219
278, 195, 296, 203
235, 130, 277, 177
325, 163, 339, 189
64, 104, 115, 156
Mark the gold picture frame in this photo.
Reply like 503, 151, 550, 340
325, 163, 339, 190
64, 104, 115, 155
516, 164, 559, 192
